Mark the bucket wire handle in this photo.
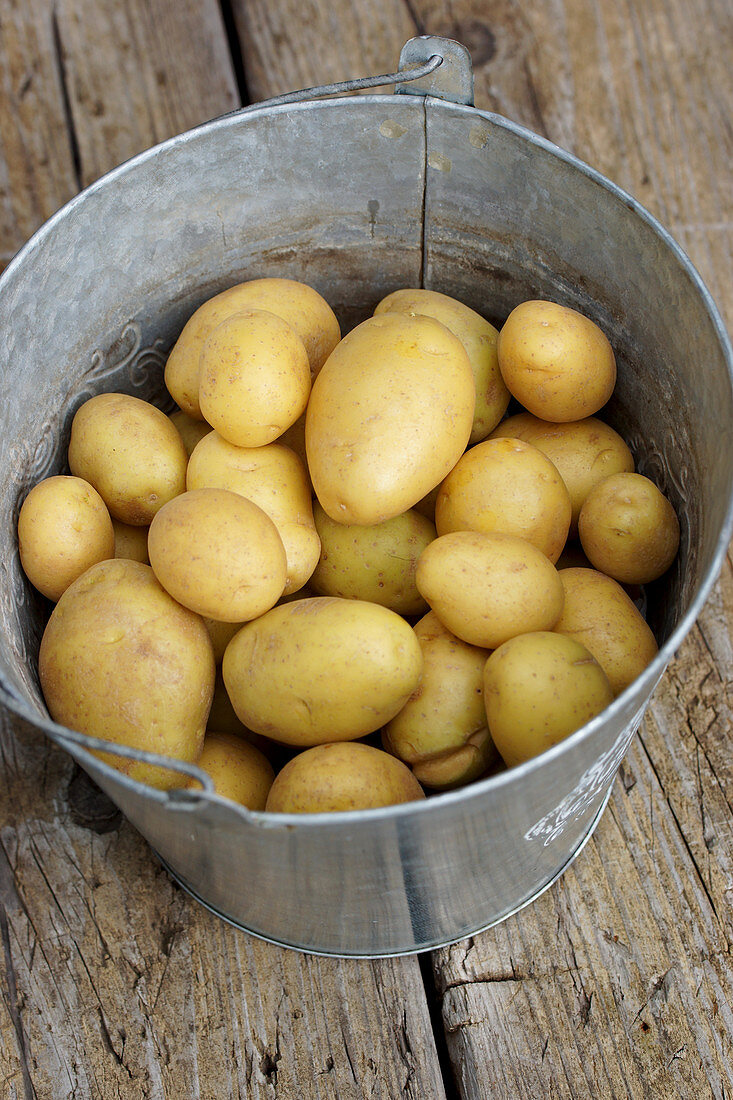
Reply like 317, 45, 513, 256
236, 36, 474, 112
52, 724, 216, 796
247, 53, 444, 111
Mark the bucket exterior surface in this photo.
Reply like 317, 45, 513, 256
1, 93, 731, 956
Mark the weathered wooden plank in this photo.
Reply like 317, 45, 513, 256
0, 749, 449, 1098
434, 732, 733, 1097
229, 0, 417, 102
0, 0, 78, 270
53, 0, 240, 186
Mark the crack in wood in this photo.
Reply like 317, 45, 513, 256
0, 846, 37, 1100
638, 731, 726, 935
50, 6, 82, 191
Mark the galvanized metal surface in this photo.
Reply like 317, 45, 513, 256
0, 61, 731, 955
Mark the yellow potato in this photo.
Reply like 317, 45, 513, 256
413, 484, 441, 524
278, 412, 309, 483
188, 731, 275, 810
483, 631, 614, 767
415, 530, 565, 649
206, 672, 275, 757
164, 277, 341, 417
497, 300, 616, 422
18, 475, 114, 601
435, 437, 571, 563
489, 412, 635, 533
578, 472, 680, 584
187, 432, 320, 594
38, 559, 215, 789
374, 288, 510, 442
68, 392, 188, 525
147, 488, 287, 622
554, 568, 658, 696
169, 408, 212, 456
198, 308, 311, 447
305, 312, 475, 525
203, 618, 244, 664
310, 502, 435, 615
222, 596, 423, 746
112, 520, 149, 563
382, 612, 497, 790
265, 742, 425, 813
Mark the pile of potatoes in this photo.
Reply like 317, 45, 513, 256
19, 277, 680, 814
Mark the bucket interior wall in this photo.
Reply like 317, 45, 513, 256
0, 94, 731, 955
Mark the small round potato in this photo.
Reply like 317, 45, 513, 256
68, 392, 188, 525
265, 742, 425, 813
306, 312, 475, 525
382, 612, 497, 789
198, 309, 311, 448
435, 437, 571, 563
415, 530, 565, 649
374, 287, 510, 442
164, 277, 341, 418
222, 596, 424, 746
112, 520, 149, 563
483, 631, 614, 768
38, 559, 215, 789
497, 300, 616, 422
18, 475, 114, 601
310, 502, 435, 615
554, 568, 658, 696
148, 488, 287, 622
169, 408, 212, 456
188, 731, 275, 810
578, 472, 680, 584
489, 412, 635, 533
187, 432, 320, 595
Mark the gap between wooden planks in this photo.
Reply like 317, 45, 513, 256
1, 0, 732, 1097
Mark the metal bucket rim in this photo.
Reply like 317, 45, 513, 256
1, 92, 732, 823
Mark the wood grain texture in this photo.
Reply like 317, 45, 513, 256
229, 0, 417, 101
52, 0, 240, 187
0, 733, 447, 1098
0, 0, 78, 270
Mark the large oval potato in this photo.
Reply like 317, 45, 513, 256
309, 502, 435, 615
68, 392, 188, 525
554, 567, 658, 696
198, 309, 311, 447
18, 475, 114, 601
222, 596, 423, 746
435, 437, 571, 563
148, 488, 287, 622
265, 742, 425, 813
38, 559, 215, 789
305, 312, 475, 525
415, 530, 565, 648
382, 612, 497, 790
374, 287, 510, 442
187, 432, 320, 595
578, 472, 680, 584
497, 300, 616, 422
164, 277, 341, 417
483, 631, 613, 767
489, 412, 635, 533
